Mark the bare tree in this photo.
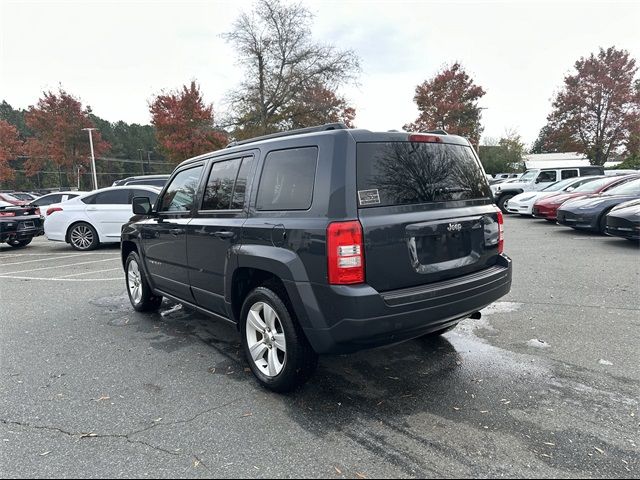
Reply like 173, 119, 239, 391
222, 0, 360, 139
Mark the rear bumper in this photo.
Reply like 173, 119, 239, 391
0, 220, 44, 243
290, 255, 512, 354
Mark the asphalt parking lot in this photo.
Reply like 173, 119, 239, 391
1, 217, 638, 479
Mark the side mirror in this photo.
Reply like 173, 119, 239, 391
535, 178, 540, 184
132, 196, 153, 215
566, 186, 575, 192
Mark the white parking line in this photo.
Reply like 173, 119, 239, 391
59, 267, 122, 278
0, 252, 97, 266
0, 275, 121, 282
0, 252, 119, 257
0, 257, 119, 275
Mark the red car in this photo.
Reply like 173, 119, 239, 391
532, 174, 639, 221
0, 193, 29, 206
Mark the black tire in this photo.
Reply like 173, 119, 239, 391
598, 209, 613, 234
497, 194, 514, 214
240, 285, 318, 393
68, 222, 100, 251
8, 238, 32, 248
125, 251, 162, 312
422, 323, 458, 338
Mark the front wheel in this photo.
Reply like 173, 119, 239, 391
240, 286, 318, 393
497, 194, 514, 214
125, 252, 162, 312
8, 238, 32, 248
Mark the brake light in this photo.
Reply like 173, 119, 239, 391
0, 211, 16, 217
408, 134, 443, 143
496, 209, 504, 254
46, 207, 63, 216
327, 221, 365, 285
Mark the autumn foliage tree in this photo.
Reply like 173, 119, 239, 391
0, 120, 23, 181
24, 88, 109, 182
223, 0, 359, 139
542, 47, 639, 165
150, 81, 227, 164
405, 63, 486, 145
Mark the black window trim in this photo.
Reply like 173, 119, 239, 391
255, 145, 319, 212
157, 163, 206, 216
198, 155, 253, 213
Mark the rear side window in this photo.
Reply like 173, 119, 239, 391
257, 147, 317, 211
356, 142, 491, 207
536, 171, 557, 183
83, 189, 129, 205
561, 169, 578, 179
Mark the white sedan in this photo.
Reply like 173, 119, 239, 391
45, 186, 160, 250
505, 176, 603, 216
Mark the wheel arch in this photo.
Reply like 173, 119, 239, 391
65, 220, 98, 244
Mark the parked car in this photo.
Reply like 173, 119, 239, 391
112, 175, 170, 188
490, 178, 520, 196
532, 174, 638, 221
0, 201, 44, 248
121, 124, 512, 392
506, 176, 603, 216
45, 186, 160, 250
557, 178, 640, 233
605, 199, 640, 241
10, 192, 39, 202
31, 191, 88, 221
0, 193, 29, 206
494, 165, 604, 212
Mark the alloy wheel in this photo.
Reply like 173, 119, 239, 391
245, 301, 287, 377
70, 225, 94, 250
127, 259, 143, 305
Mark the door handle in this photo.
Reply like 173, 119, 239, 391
170, 228, 183, 236
213, 231, 235, 239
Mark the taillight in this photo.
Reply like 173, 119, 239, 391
46, 207, 63, 216
327, 221, 365, 285
496, 209, 504, 254
0, 211, 16, 217
408, 133, 443, 143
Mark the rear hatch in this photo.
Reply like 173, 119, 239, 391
356, 138, 501, 292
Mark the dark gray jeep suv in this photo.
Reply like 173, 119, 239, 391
121, 123, 512, 392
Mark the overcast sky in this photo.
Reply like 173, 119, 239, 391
1, 0, 639, 146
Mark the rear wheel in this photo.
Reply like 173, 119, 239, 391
497, 194, 514, 214
68, 222, 99, 251
240, 286, 318, 393
8, 238, 32, 248
125, 252, 162, 312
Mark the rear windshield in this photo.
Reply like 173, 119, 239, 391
356, 142, 491, 207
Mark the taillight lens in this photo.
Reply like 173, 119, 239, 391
0, 211, 16, 217
496, 209, 504, 254
408, 133, 443, 143
327, 221, 365, 285
46, 207, 63, 216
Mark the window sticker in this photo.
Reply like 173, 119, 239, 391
358, 189, 381, 206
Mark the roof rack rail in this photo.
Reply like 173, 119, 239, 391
226, 123, 348, 148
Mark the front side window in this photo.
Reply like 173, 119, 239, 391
257, 147, 318, 211
159, 166, 203, 212
519, 170, 538, 182
536, 171, 557, 183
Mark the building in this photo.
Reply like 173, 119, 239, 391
522, 152, 590, 169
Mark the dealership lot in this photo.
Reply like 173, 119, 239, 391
1, 218, 638, 478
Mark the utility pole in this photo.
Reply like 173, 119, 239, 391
137, 149, 144, 175
82, 128, 98, 190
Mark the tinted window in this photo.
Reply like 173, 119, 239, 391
231, 156, 255, 209
574, 177, 619, 193
84, 189, 129, 205
130, 189, 159, 205
580, 167, 604, 176
202, 158, 242, 210
34, 194, 61, 206
605, 178, 640, 195
536, 171, 557, 183
159, 166, 203, 212
561, 169, 578, 180
257, 147, 317, 211
356, 142, 491, 208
